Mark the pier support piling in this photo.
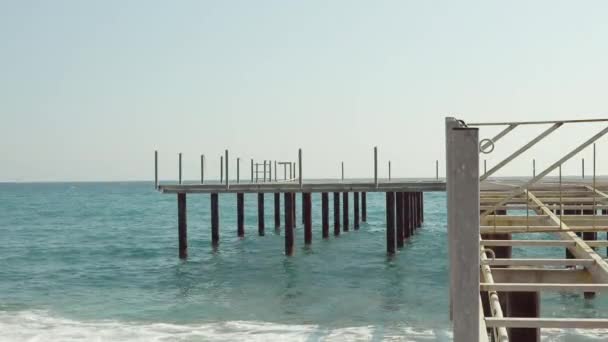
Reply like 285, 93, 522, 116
304, 193, 312, 245
274, 192, 280, 229
292, 193, 297, 227
362, 192, 367, 222
237, 193, 244, 237
333, 192, 341, 236
506, 292, 540, 342
302, 193, 305, 224
403, 192, 411, 239
354, 192, 360, 230
396, 192, 404, 248
343, 192, 349, 232
211, 193, 219, 247
284, 193, 294, 256
322, 192, 329, 238
258, 193, 265, 236
177, 193, 187, 259
386, 192, 396, 255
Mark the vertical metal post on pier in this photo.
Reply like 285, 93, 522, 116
447, 120, 480, 342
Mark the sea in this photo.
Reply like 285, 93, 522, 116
0, 182, 607, 341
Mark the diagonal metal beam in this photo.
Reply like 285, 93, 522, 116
527, 191, 608, 283
480, 124, 518, 151
480, 123, 562, 181
481, 124, 608, 217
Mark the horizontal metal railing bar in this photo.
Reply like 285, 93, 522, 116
480, 226, 608, 233
481, 258, 595, 267
480, 282, 608, 292
468, 118, 608, 126
481, 240, 608, 247
484, 317, 608, 329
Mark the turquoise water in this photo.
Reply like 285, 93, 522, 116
0, 182, 606, 341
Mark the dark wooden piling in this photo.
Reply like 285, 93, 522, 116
211, 193, 219, 247
284, 192, 294, 255
292, 192, 297, 226
582, 209, 596, 299
408, 192, 415, 236
564, 209, 578, 260
304, 192, 312, 245
362, 192, 367, 222
177, 193, 187, 259
412, 192, 420, 229
403, 192, 411, 239
354, 192, 360, 230
506, 292, 540, 342
274, 192, 280, 229
343, 192, 349, 232
602, 209, 608, 255
322, 192, 329, 238
333, 192, 341, 236
237, 193, 244, 237
386, 192, 396, 255
420, 192, 424, 223
416, 192, 422, 228
396, 192, 404, 248
258, 193, 265, 236
302, 193, 305, 224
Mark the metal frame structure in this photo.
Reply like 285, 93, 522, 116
447, 117, 608, 342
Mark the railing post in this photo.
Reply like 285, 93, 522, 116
225, 150, 229, 188
178, 152, 182, 185
374, 147, 378, 187
201, 154, 205, 184
447, 122, 480, 342
154, 150, 159, 189
299, 149, 303, 188
236, 157, 240, 184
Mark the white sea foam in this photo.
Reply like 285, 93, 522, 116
0, 310, 457, 342
1, 310, 606, 341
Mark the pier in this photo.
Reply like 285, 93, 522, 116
155, 148, 442, 257
155, 117, 608, 341
447, 117, 608, 341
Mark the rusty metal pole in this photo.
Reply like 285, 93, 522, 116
258, 193, 265, 236
274, 192, 280, 229
333, 192, 340, 236
237, 193, 244, 237
211, 193, 219, 247
322, 192, 329, 238
403, 192, 411, 239
354, 192, 360, 230
396, 192, 404, 248
304, 192, 312, 245
284, 192, 294, 255
177, 193, 187, 258
343, 192, 349, 232
362, 192, 367, 222
386, 192, 395, 255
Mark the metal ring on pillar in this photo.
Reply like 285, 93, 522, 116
481, 248, 496, 260
479, 139, 495, 154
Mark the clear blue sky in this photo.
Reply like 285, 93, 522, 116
1, 1, 608, 181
